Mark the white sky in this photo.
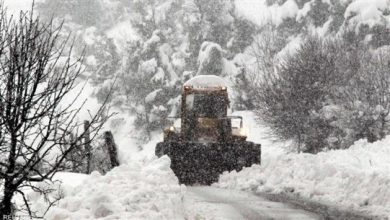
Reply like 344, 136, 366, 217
3, 0, 35, 16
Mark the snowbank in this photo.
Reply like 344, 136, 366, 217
216, 136, 390, 218
43, 156, 185, 220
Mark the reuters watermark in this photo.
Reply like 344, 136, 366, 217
2, 215, 30, 220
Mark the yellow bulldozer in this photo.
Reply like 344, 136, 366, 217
155, 75, 261, 185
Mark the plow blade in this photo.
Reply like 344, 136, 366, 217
155, 141, 261, 185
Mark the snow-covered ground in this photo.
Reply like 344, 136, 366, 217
34, 156, 185, 220
215, 112, 390, 219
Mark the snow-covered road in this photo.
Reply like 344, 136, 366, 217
184, 186, 321, 220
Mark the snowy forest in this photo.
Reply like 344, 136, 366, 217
1, 0, 390, 219
35, 0, 390, 152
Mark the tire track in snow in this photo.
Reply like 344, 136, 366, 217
184, 186, 321, 220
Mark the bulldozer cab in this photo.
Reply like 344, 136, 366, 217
161, 75, 243, 143
181, 86, 230, 142
185, 92, 227, 118
163, 75, 247, 143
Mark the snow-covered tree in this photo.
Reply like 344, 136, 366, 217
183, 0, 236, 69
37, 0, 125, 86
116, 0, 184, 138
253, 30, 390, 152
324, 42, 390, 148
253, 36, 343, 153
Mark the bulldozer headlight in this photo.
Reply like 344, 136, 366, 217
221, 86, 227, 90
239, 127, 248, 136
169, 126, 175, 132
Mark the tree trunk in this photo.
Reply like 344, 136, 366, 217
0, 180, 14, 217
297, 132, 302, 153
104, 131, 119, 168
84, 120, 92, 173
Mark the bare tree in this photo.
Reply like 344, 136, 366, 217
0, 7, 109, 218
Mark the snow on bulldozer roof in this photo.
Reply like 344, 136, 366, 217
183, 75, 227, 88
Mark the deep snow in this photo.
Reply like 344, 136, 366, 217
215, 112, 390, 219
42, 156, 185, 220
